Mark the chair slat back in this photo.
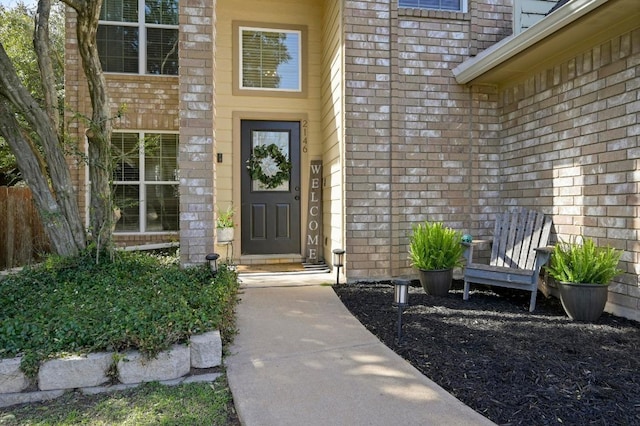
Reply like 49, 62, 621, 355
490, 208, 552, 270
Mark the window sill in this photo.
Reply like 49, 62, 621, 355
398, 7, 470, 21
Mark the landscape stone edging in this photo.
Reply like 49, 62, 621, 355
0, 358, 29, 393
0, 331, 222, 408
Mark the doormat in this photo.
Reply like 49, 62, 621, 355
237, 262, 330, 274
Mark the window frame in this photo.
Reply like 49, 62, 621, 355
98, 0, 179, 75
86, 130, 180, 235
232, 21, 308, 98
398, 0, 467, 13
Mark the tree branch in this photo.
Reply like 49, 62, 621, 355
34, 0, 59, 130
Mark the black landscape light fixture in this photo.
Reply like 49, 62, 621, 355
205, 253, 220, 277
393, 278, 410, 344
332, 248, 345, 285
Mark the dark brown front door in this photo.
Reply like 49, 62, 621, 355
241, 120, 301, 254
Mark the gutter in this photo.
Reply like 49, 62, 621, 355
452, 0, 608, 84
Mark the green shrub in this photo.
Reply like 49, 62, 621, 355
0, 249, 239, 377
545, 237, 623, 285
408, 221, 464, 270
216, 206, 235, 228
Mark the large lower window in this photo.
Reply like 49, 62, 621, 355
399, 0, 464, 12
97, 0, 179, 75
111, 132, 179, 233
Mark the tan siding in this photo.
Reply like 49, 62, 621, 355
321, 0, 344, 268
216, 0, 324, 258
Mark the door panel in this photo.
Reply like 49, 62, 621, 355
241, 120, 301, 254
250, 204, 267, 240
275, 204, 291, 239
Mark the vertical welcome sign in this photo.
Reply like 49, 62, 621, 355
305, 160, 322, 264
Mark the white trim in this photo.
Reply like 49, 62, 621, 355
452, 0, 607, 84
120, 242, 180, 251
398, 0, 467, 13
109, 130, 180, 235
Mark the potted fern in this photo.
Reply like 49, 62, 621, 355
409, 221, 464, 296
545, 237, 623, 322
216, 206, 235, 243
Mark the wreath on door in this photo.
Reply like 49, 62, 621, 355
246, 143, 292, 189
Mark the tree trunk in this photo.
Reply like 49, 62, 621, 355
0, 101, 84, 257
0, 0, 117, 258
0, 33, 86, 256
70, 0, 114, 249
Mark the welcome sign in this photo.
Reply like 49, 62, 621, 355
305, 160, 322, 264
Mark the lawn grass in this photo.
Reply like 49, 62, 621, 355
0, 377, 239, 425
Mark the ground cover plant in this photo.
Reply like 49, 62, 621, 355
0, 248, 241, 424
0, 249, 239, 377
334, 281, 640, 425
0, 378, 240, 425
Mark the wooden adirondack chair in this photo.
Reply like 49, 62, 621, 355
462, 208, 553, 312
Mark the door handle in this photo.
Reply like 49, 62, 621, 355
294, 195, 300, 200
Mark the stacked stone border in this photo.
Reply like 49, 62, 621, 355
0, 331, 222, 408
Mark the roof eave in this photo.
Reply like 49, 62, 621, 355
452, 0, 608, 84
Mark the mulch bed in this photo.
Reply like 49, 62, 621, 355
333, 281, 640, 426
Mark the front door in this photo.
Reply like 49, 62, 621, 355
241, 120, 301, 254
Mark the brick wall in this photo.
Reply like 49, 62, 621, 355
178, 0, 216, 267
65, 10, 180, 248
344, 0, 394, 278
497, 29, 640, 319
343, 1, 638, 321
344, 0, 512, 280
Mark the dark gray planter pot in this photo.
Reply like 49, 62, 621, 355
418, 269, 453, 297
558, 282, 609, 322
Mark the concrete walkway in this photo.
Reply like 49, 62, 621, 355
226, 273, 495, 425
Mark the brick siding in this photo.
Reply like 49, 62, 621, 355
497, 29, 640, 318
178, 0, 216, 266
344, 0, 512, 280
64, 10, 180, 248
343, 1, 639, 320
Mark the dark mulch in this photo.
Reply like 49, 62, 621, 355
333, 281, 640, 426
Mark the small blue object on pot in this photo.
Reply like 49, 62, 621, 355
462, 234, 473, 243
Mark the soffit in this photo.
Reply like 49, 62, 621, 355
453, 0, 640, 87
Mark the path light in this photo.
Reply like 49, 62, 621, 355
393, 278, 410, 344
206, 253, 220, 277
332, 248, 345, 285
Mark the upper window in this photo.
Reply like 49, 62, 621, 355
111, 132, 179, 233
399, 0, 464, 12
238, 25, 303, 93
97, 0, 179, 75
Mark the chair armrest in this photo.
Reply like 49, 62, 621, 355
461, 239, 491, 265
533, 246, 554, 272
534, 246, 554, 255
461, 242, 472, 264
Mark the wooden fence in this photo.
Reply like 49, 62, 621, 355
0, 186, 50, 270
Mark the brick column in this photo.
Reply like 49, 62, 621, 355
344, 0, 393, 279
178, 0, 216, 266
